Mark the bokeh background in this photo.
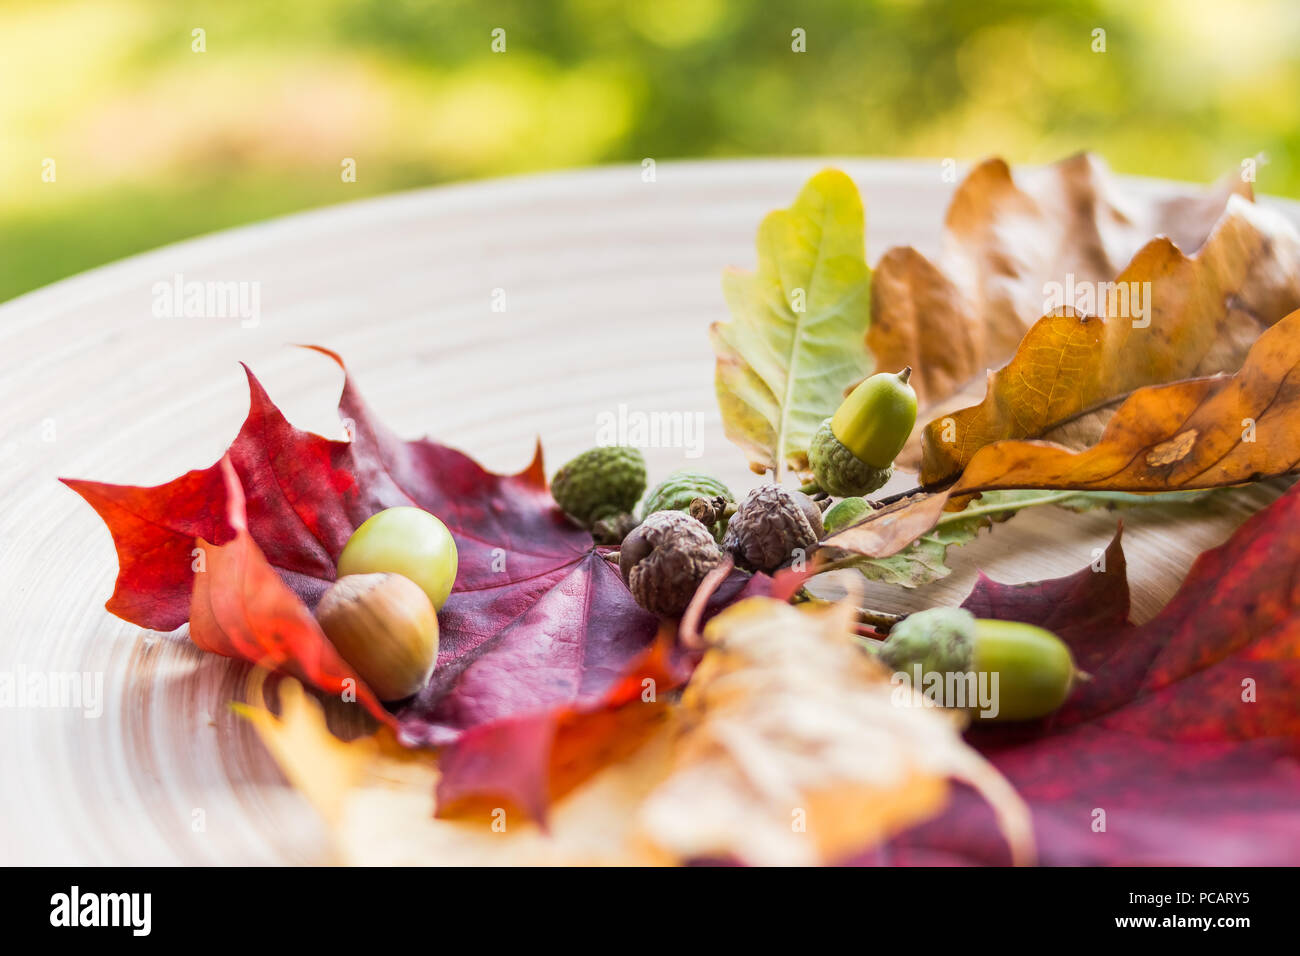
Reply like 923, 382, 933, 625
4, 0, 1298, 303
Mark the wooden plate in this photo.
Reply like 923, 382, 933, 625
2, 159, 1294, 864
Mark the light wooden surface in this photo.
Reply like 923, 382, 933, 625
1, 159, 1295, 865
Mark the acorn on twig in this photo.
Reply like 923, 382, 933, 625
808, 367, 917, 497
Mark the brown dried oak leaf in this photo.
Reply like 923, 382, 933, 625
825, 306, 1300, 560
918, 196, 1300, 486
867, 153, 1300, 480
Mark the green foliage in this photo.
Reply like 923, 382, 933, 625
4, 0, 1299, 301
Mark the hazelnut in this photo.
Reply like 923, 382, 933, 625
315, 573, 439, 702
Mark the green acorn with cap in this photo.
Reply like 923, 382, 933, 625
808, 367, 917, 497
878, 606, 1083, 722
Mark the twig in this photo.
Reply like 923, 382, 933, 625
870, 484, 926, 507
856, 607, 906, 633
679, 555, 735, 652
792, 587, 905, 634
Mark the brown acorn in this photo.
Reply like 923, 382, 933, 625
619, 510, 724, 617
722, 484, 824, 573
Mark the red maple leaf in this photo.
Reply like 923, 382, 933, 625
190, 456, 392, 724
880, 484, 1300, 865
433, 567, 772, 821
62, 349, 671, 745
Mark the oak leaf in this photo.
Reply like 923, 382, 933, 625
918, 198, 1300, 486
824, 307, 1300, 560
711, 169, 873, 479
869, 153, 1255, 431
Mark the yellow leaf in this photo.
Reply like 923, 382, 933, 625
711, 169, 873, 480
239, 673, 672, 865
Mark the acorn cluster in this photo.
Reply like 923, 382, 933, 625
549, 448, 839, 617
548, 368, 919, 618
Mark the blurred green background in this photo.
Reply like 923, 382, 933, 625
4, 0, 1298, 302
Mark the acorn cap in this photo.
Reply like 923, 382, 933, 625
822, 496, 875, 534
878, 606, 976, 676
722, 484, 823, 573
551, 446, 647, 527
809, 418, 893, 497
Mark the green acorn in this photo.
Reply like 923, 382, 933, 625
809, 367, 917, 497
551, 446, 647, 528
878, 607, 1081, 722
822, 496, 874, 534
641, 471, 735, 541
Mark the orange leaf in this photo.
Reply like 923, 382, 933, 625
918, 199, 1300, 485
869, 153, 1253, 422
826, 307, 1300, 559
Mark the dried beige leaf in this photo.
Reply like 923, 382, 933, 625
635, 597, 1032, 866
239, 674, 674, 866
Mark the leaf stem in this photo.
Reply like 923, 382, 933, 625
679, 555, 736, 651
793, 587, 905, 633
810, 489, 1086, 576
932, 489, 1081, 526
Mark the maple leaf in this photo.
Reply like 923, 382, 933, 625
883, 483, 1300, 864
432, 569, 772, 822
63, 348, 664, 744
432, 628, 683, 824
710, 169, 873, 479
823, 307, 1300, 561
